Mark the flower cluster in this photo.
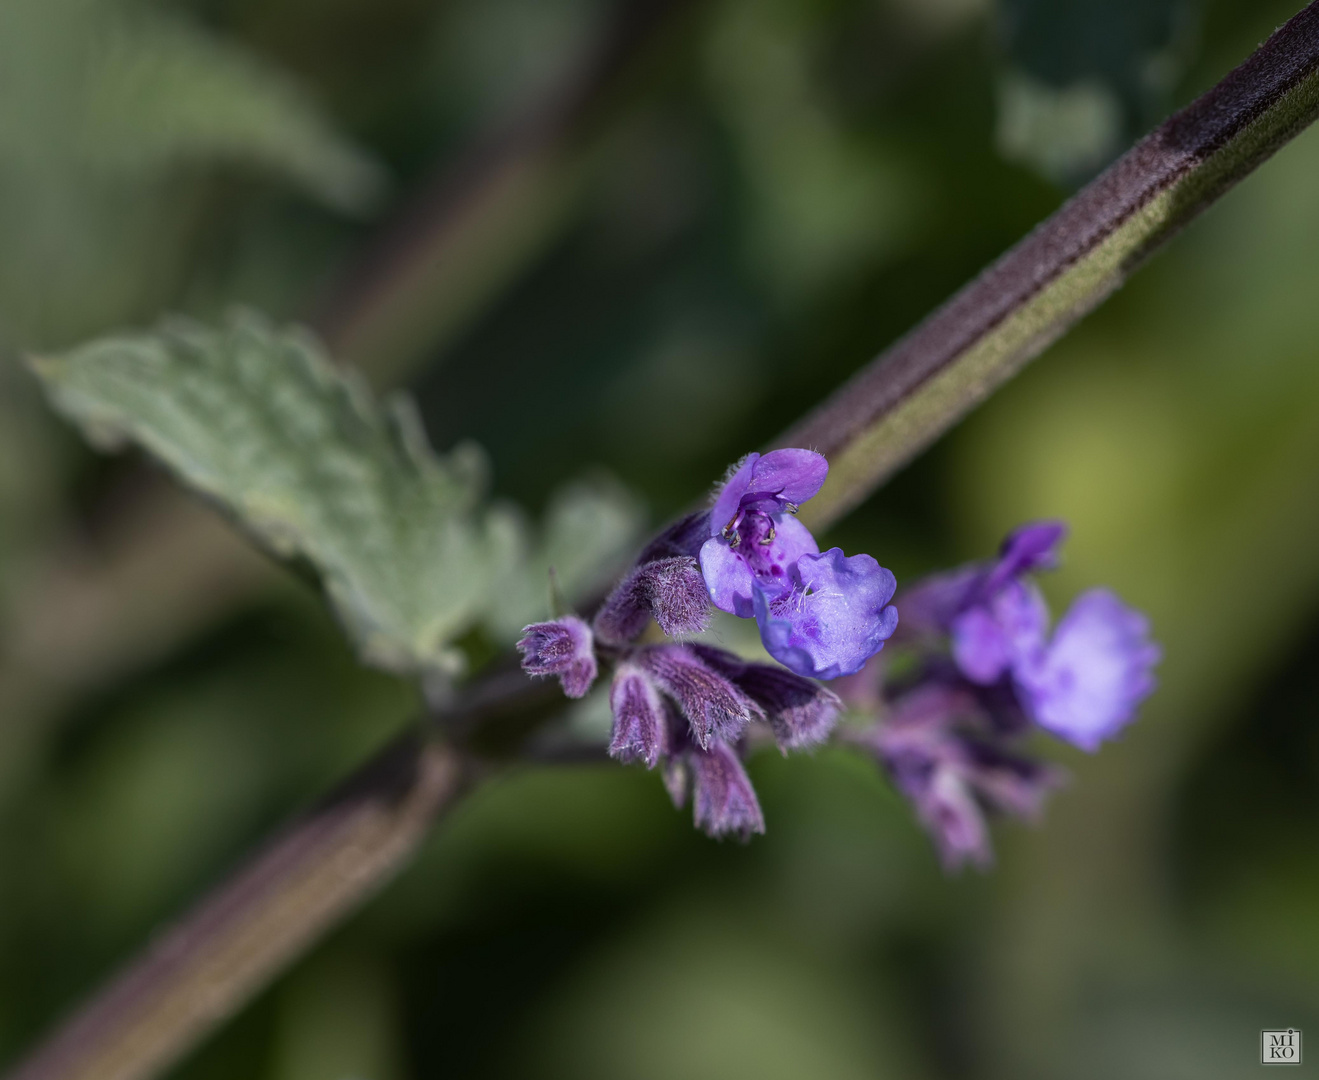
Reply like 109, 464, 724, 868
844, 522, 1160, 869
516, 452, 1160, 865
518, 449, 897, 839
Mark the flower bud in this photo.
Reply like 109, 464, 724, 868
689, 741, 764, 840
516, 616, 597, 699
608, 663, 669, 769
689, 644, 841, 750
593, 556, 710, 644
639, 644, 762, 749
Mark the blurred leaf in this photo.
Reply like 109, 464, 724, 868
995, 71, 1123, 183
485, 477, 644, 642
0, 0, 383, 209
705, 0, 922, 299
31, 312, 493, 676
0, 0, 383, 346
996, 0, 1200, 182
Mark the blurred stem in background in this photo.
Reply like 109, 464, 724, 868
8, 5, 1319, 1079
313, 0, 702, 386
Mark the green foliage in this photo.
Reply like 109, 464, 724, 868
30, 312, 640, 676
485, 478, 644, 641
0, 0, 383, 347
0, 0, 384, 209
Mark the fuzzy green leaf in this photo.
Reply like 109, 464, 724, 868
31, 312, 492, 676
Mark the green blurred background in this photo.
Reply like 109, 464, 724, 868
2, 0, 1319, 1076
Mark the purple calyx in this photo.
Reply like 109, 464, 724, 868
516, 616, 598, 699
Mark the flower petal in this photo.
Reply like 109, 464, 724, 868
753, 549, 899, 680
983, 520, 1067, 595
699, 537, 756, 617
950, 607, 1013, 684
699, 514, 818, 617
710, 453, 759, 536
1015, 588, 1159, 751
950, 580, 1048, 684
746, 448, 828, 506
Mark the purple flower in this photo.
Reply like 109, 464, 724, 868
898, 521, 1158, 751
832, 521, 1160, 868
1015, 589, 1161, 752
860, 682, 1065, 871
950, 580, 1048, 685
753, 549, 900, 681
516, 616, 597, 698
899, 521, 1065, 647
698, 449, 899, 679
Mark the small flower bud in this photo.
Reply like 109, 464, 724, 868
593, 556, 711, 644
916, 767, 992, 871
639, 644, 762, 750
689, 644, 841, 750
608, 663, 668, 768
516, 616, 597, 699
861, 682, 1065, 872
736, 664, 842, 751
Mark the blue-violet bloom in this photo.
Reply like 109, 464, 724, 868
1015, 589, 1161, 752
902, 521, 1158, 751
699, 449, 899, 680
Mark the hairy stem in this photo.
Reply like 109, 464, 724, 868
787, 0, 1319, 532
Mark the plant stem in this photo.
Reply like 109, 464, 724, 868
4, 734, 466, 1080
0, 664, 567, 1080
